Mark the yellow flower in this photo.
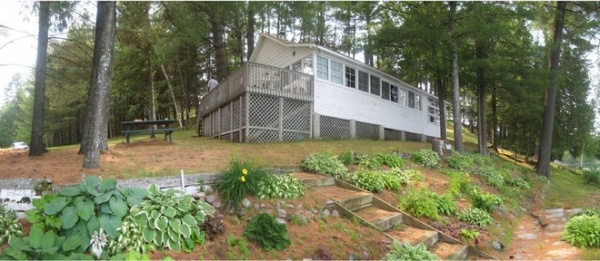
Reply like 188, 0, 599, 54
242, 169, 248, 175
240, 176, 246, 182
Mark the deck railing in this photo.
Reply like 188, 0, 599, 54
199, 62, 313, 116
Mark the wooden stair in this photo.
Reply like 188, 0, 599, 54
293, 172, 494, 260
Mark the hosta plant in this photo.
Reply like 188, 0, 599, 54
215, 159, 272, 209
130, 184, 215, 252
457, 208, 493, 227
384, 168, 411, 186
357, 154, 381, 170
301, 153, 347, 179
243, 213, 291, 251
411, 149, 440, 168
470, 191, 503, 213
386, 241, 438, 261
376, 152, 405, 168
398, 189, 440, 220
445, 152, 474, 170
476, 166, 507, 189
0, 204, 23, 245
562, 214, 600, 248
0, 226, 91, 260
435, 193, 457, 216
505, 177, 531, 189
460, 229, 480, 244
106, 215, 156, 255
347, 170, 385, 193
25, 193, 63, 231
256, 174, 305, 199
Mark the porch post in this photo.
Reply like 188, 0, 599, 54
313, 113, 320, 139
350, 120, 356, 139
379, 125, 384, 140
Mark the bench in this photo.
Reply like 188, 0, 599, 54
121, 120, 176, 144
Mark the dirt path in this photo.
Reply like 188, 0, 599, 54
503, 208, 581, 260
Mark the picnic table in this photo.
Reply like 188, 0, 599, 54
121, 119, 176, 144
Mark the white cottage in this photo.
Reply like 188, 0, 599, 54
199, 34, 442, 143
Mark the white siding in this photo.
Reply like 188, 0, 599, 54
251, 39, 313, 68
314, 78, 440, 138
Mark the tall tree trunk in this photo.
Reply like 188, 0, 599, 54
29, 1, 50, 156
437, 77, 447, 140
160, 64, 183, 128
476, 43, 488, 156
209, 9, 228, 80
449, 1, 464, 154
491, 83, 499, 152
81, 1, 117, 168
246, 2, 255, 61
536, 1, 567, 179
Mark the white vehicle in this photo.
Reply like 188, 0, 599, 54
10, 141, 29, 150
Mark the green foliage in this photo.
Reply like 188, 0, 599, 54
200, 213, 225, 241
460, 229, 480, 244
0, 204, 23, 245
411, 149, 440, 168
398, 189, 440, 220
470, 191, 504, 213
574, 208, 600, 218
562, 214, 600, 248
476, 166, 507, 189
446, 171, 477, 198
505, 177, 531, 189
215, 159, 273, 209
226, 234, 249, 259
338, 151, 353, 165
106, 215, 156, 255
385, 241, 438, 261
256, 174, 305, 199
457, 208, 493, 227
25, 193, 64, 231
347, 170, 385, 193
243, 213, 291, 251
446, 152, 475, 170
109, 251, 153, 260
128, 184, 215, 253
583, 171, 600, 186
470, 154, 493, 168
376, 152, 405, 168
357, 154, 382, 170
0, 226, 92, 260
301, 153, 347, 179
403, 169, 425, 182
384, 167, 411, 185
435, 193, 457, 216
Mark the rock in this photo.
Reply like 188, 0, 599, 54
237, 208, 247, 218
331, 210, 340, 218
193, 192, 206, 200
205, 195, 217, 204
295, 210, 304, 216
296, 204, 303, 209
312, 208, 318, 214
348, 253, 358, 261
326, 200, 335, 205
277, 209, 287, 219
254, 203, 261, 210
276, 218, 287, 225
361, 251, 369, 260
212, 201, 221, 209
260, 203, 267, 209
241, 198, 251, 208
321, 209, 331, 219
226, 205, 235, 215
287, 204, 295, 209
491, 241, 504, 252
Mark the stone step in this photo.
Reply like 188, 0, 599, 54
386, 225, 439, 248
314, 185, 372, 211
292, 172, 335, 187
353, 205, 403, 231
429, 241, 469, 260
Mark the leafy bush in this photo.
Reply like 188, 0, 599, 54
347, 170, 385, 193
357, 154, 382, 170
243, 213, 291, 251
476, 166, 506, 189
381, 172, 403, 191
0, 226, 92, 260
583, 171, 600, 186
446, 171, 477, 198
25, 193, 62, 231
446, 152, 475, 170
411, 149, 440, 168
403, 169, 425, 182
385, 241, 438, 261
301, 153, 347, 179
505, 177, 531, 189
435, 193, 457, 216
470, 154, 493, 168
106, 215, 156, 255
470, 191, 503, 213
384, 168, 411, 185
457, 208, 493, 227
200, 212, 225, 241
376, 152, 405, 168
215, 159, 273, 209
398, 189, 440, 220
128, 184, 215, 252
460, 229, 480, 244
256, 174, 305, 199
574, 208, 600, 218
0, 204, 23, 245
338, 151, 353, 165
562, 214, 600, 248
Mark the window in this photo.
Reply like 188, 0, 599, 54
428, 97, 440, 124
370, 75, 380, 96
415, 94, 421, 110
381, 81, 390, 100
303, 56, 313, 75
408, 91, 415, 108
292, 61, 302, 72
390, 85, 398, 102
316, 56, 328, 80
331, 60, 343, 84
398, 89, 407, 106
345, 66, 356, 88
358, 71, 369, 92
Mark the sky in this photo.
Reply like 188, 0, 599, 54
0, 1, 38, 106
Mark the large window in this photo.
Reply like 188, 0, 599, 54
370, 75, 380, 96
331, 60, 343, 84
428, 97, 440, 124
358, 71, 369, 92
345, 66, 356, 88
390, 85, 398, 102
382, 81, 390, 100
316, 56, 328, 80
398, 89, 407, 106
408, 91, 421, 110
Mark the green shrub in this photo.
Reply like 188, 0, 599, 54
0, 204, 23, 245
446, 171, 477, 198
347, 170, 386, 193
25, 193, 62, 231
338, 151, 353, 165
357, 154, 382, 170
215, 159, 273, 209
403, 169, 425, 182
385, 168, 411, 185
385, 241, 438, 261
376, 152, 405, 168
398, 189, 440, 220
574, 208, 600, 218
457, 208, 493, 227
435, 194, 457, 215
583, 171, 600, 186
243, 213, 291, 251
256, 174, 305, 199
470, 154, 493, 168
411, 149, 440, 168
471, 191, 503, 213
476, 166, 506, 189
381, 173, 403, 191
562, 214, 600, 248
301, 153, 347, 179
505, 177, 531, 189
0, 226, 92, 260
460, 229, 480, 244
446, 152, 475, 170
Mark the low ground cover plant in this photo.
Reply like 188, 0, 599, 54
411, 149, 440, 168
385, 241, 438, 261
0, 226, 91, 260
505, 177, 531, 190
301, 153, 347, 178
376, 152, 405, 168
563, 213, 600, 248
398, 188, 441, 220
347, 170, 386, 193
446, 152, 475, 171
475, 166, 508, 189
457, 208, 493, 227
357, 154, 382, 170
470, 191, 504, 213
583, 171, 600, 186
0, 204, 23, 245
215, 159, 271, 209
243, 213, 291, 251
256, 174, 305, 199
